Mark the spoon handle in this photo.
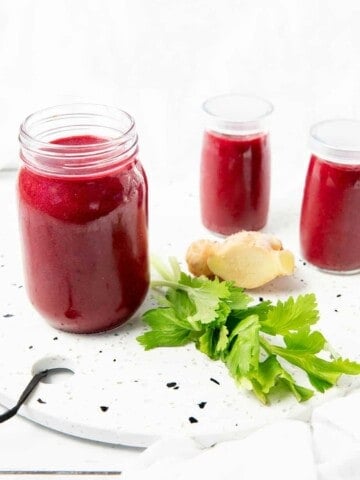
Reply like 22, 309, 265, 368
0, 370, 49, 423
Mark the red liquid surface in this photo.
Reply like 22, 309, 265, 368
300, 154, 360, 271
200, 130, 270, 235
18, 135, 149, 333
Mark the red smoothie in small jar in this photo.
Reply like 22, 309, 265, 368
18, 118, 149, 333
200, 130, 270, 235
300, 154, 360, 272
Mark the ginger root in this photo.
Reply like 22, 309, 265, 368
186, 231, 295, 289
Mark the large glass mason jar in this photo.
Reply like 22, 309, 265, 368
18, 104, 149, 333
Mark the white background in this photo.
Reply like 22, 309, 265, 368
1, 0, 360, 476
2, 0, 360, 188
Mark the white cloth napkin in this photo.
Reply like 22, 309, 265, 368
123, 389, 360, 480
123, 420, 317, 479
313, 390, 360, 480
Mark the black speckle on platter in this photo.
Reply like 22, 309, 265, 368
210, 378, 220, 385
100, 406, 109, 412
189, 417, 198, 424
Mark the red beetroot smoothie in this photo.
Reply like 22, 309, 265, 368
300, 154, 360, 271
18, 135, 149, 333
200, 130, 270, 235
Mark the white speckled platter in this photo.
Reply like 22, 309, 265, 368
0, 173, 360, 447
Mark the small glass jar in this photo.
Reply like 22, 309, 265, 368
200, 94, 273, 235
300, 119, 360, 273
18, 104, 149, 333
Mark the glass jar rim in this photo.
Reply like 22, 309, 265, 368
202, 93, 273, 135
19, 103, 136, 151
19, 103, 138, 177
310, 119, 360, 165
